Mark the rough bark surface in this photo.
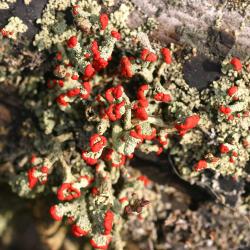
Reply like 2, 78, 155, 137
127, 0, 250, 60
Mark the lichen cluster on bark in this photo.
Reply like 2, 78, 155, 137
0, 0, 249, 249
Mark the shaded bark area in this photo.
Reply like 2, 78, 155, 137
131, 152, 216, 209
0, 85, 35, 165
182, 54, 222, 91
0, 183, 70, 250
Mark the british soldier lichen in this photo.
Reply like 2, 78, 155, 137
3, 0, 250, 249
1, 16, 28, 40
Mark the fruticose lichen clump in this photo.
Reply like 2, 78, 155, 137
8, 1, 177, 249
2, 0, 249, 249
169, 56, 250, 178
